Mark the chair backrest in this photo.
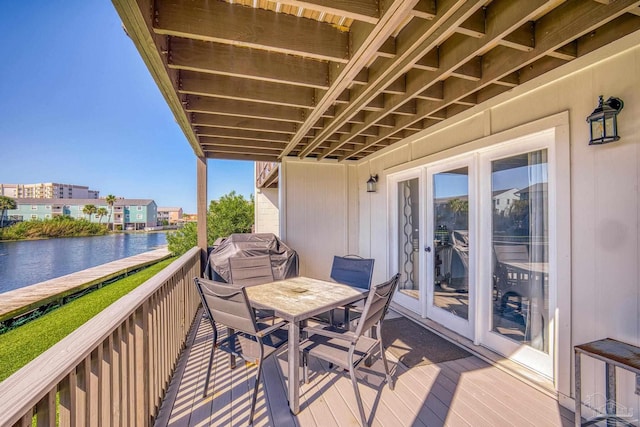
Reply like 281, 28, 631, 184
330, 255, 375, 290
194, 277, 258, 335
354, 273, 400, 337
228, 255, 275, 286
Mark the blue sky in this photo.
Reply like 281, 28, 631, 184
0, 1, 255, 213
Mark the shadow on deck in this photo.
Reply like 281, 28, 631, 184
156, 312, 575, 427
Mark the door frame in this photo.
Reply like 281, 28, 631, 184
383, 112, 571, 390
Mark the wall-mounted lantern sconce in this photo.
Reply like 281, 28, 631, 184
366, 174, 378, 193
586, 95, 624, 145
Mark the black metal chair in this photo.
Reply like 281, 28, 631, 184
301, 273, 400, 427
229, 254, 277, 321
194, 277, 288, 426
316, 255, 375, 327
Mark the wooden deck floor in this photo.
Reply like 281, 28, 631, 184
156, 312, 575, 427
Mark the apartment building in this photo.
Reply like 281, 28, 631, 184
7, 198, 157, 230
157, 207, 183, 225
0, 183, 99, 199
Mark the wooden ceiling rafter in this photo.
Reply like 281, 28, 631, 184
112, 0, 640, 166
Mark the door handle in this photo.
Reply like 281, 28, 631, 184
425, 246, 431, 253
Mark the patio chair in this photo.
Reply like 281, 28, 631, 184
229, 255, 277, 321
316, 255, 375, 327
228, 254, 275, 286
493, 244, 530, 311
194, 277, 288, 426
301, 273, 400, 427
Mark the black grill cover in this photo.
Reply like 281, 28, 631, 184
206, 233, 299, 283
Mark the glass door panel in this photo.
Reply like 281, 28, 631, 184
432, 168, 470, 320
397, 178, 420, 301
491, 150, 549, 353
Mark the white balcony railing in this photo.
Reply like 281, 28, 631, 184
0, 247, 202, 426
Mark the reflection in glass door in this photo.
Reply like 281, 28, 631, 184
426, 164, 473, 339
491, 150, 549, 353
397, 178, 420, 301
432, 168, 470, 320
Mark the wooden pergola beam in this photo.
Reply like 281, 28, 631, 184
154, 0, 350, 62
200, 137, 287, 150
168, 38, 330, 89
191, 113, 298, 135
273, 0, 381, 24
179, 71, 315, 109
197, 128, 291, 143
186, 96, 305, 123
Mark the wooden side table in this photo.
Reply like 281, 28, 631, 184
574, 338, 640, 427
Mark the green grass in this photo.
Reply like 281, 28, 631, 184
0, 257, 176, 382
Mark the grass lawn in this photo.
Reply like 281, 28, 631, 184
0, 257, 176, 382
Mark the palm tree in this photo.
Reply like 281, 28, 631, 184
96, 207, 109, 224
105, 194, 116, 231
82, 204, 97, 221
0, 196, 17, 228
447, 198, 469, 228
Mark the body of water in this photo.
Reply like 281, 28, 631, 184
0, 233, 168, 294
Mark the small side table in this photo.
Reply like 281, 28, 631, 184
574, 338, 640, 427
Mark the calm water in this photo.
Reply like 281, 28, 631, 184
0, 233, 167, 294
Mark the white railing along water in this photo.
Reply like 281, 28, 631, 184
0, 247, 202, 426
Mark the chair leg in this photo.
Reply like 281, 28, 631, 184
379, 341, 394, 391
203, 344, 216, 397
249, 361, 264, 426
349, 365, 368, 427
303, 352, 309, 384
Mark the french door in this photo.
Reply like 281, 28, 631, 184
389, 170, 424, 315
477, 133, 556, 378
390, 128, 558, 378
425, 159, 475, 339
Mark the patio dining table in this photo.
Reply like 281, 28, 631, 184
245, 276, 368, 414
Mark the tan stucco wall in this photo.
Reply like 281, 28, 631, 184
280, 161, 359, 279
254, 187, 280, 236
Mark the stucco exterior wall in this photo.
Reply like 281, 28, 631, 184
279, 31, 640, 414
254, 187, 280, 236
280, 160, 359, 280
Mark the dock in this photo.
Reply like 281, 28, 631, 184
0, 247, 172, 323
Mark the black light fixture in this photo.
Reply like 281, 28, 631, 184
586, 95, 624, 145
366, 174, 378, 193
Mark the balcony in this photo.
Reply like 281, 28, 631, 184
256, 161, 279, 189
0, 248, 574, 426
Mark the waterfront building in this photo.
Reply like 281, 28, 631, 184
0, 183, 99, 199
6, 198, 157, 230
157, 207, 183, 225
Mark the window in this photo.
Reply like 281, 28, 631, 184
137, 206, 143, 211
137, 214, 143, 219
31, 205, 37, 210
31, 214, 38, 220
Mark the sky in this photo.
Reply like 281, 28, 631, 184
0, 1, 255, 213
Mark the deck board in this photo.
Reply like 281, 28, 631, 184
156, 313, 575, 427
